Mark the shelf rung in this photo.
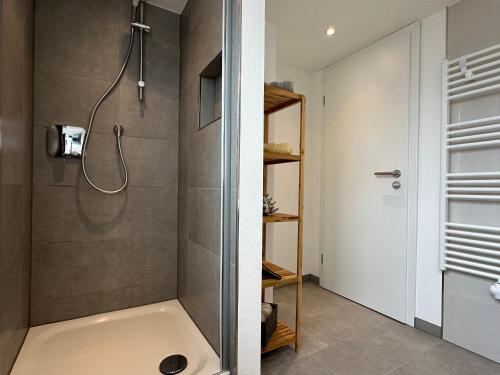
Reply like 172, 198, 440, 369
264, 152, 301, 165
261, 321, 295, 353
263, 213, 301, 223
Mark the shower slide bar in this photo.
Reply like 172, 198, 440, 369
440, 42, 500, 287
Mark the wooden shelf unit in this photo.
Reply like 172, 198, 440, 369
262, 84, 305, 354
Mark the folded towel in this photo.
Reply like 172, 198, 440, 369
261, 303, 274, 322
262, 263, 282, 280
264, 143, 292, 154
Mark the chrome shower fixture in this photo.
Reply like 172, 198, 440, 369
133, 0, 150, 101
81, 0, 151, 194
131, 22, 151, 33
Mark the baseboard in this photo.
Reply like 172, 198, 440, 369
414, 317, 442, 338
302, 274, 320, 284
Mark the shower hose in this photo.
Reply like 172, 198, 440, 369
81, 26, 136, 194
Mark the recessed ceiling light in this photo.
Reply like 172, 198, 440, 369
325, 27, 335, 36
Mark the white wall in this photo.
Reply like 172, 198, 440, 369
237, 0, 265, 373
415, 9, 446, 327
266, 63, 323, 276
265, 23, 277, 82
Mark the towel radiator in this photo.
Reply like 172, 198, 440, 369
440, 42, 500, 293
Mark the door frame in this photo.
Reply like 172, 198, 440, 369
319, 22, 421, 326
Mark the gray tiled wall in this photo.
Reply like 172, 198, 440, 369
31, 0, 180, 325
443, 0, 500, 364
0, 0, 33, 373
178, 0, 223, 353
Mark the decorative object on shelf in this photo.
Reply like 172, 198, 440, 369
264, 143, 292, 155
262, 263, 282, 280
261, 303, 278, 347
269, 80, 294, 92
263, 194, 279, 216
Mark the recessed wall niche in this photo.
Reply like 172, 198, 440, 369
198, 52, 222, 129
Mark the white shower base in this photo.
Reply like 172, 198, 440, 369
11, 300, 220, 375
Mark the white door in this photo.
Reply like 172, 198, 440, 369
321, 26, 418, 323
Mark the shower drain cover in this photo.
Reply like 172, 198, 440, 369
159, 354, 188, 374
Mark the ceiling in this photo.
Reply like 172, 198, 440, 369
146, 0, 188, 14
267, 0, 457, 72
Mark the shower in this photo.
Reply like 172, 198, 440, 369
81, 0, 150, 194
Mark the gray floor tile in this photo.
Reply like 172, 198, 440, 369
262, 283, 500, 375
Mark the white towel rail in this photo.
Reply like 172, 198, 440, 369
447, 172, 500, 178
446, 194, 500, 201
445, 236, 500, 249
447, 115, 500, 129
448, 59, 500, 80
446, 229, 500, 241
448, 124, 500, 136
440, 43, 500, 282
446, 222, 500, 233
446, 243, 500, 257
447, 180, 500, 185
445, 251, 500, 266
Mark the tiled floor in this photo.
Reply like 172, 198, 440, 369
261, 282, 500, 375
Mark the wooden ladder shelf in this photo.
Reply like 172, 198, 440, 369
262, 84, 305, 353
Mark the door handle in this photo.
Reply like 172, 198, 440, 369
374, 169, 401, 178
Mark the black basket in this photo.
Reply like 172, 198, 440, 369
261, 303, 278, 347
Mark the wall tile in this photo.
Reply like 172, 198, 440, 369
145, 3, 180, 50
122, 136, 178, 188
188, 187, 221, 256
0, 102, 30, 185
179, 80, 198, 138
114, 186, 178, 239
32, 184, 123, 245
178, 0, 222, 354
31, 0, 180, 325
1, 4, 25, 113
121, 34, 180, 94
0, 0, 33, 372
34, 15, 120, 83
33, 67, 119, 132
33, 127, 178, 188
30, 234, 178, 324
35, 0, 122, 32
178, 186, 189, 238
188, 121, 221, 188
31, 241, 116, 301
31, 290, 117, 326
0, 186, 31, 274
117, 82, 179, 140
